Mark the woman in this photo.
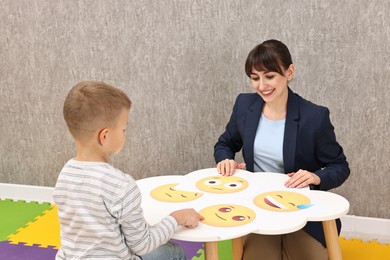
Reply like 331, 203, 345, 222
214, 39, 350, 259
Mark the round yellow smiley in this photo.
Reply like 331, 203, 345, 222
254, 191, 312, 212
150, 183, 203, 202
199, 204, 256, 227
195, 175, 249, 194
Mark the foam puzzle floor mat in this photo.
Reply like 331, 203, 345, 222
0, 198, 389, 259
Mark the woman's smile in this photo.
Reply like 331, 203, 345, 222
260, 88, 275, 97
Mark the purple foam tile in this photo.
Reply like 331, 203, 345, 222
170, 239, 204, 259
0, 241, 57, 260
0, 240, 202, 260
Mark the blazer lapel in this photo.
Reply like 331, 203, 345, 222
283, 88, 299, 173
244, 96, 263, 172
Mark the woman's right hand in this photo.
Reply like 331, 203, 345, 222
217, 159, 246, 176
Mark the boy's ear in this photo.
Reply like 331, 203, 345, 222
98, 128, 109, 145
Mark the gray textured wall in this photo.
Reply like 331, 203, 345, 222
0, 0, 389, 219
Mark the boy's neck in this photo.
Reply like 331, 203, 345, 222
74, 153, 108, 163
75, 142, 109, 163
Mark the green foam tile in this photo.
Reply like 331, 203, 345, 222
192, 248, 204, 260
0, 199, 52, 241
218, 240, 233, 260
191, 240, 233, 260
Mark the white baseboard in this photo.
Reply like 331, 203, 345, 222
341, 215, 390, 237
0, 183, 54, 203
340, 215, 390, 243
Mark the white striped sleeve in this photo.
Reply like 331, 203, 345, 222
113, 181, 178, 256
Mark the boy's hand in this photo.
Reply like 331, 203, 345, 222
217, 159, 246, 176
170, 209, 204, 228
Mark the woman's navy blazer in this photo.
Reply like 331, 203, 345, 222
214, 87, 350, 247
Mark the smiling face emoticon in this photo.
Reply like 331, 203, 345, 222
199, 204, 256, 227
254, 191, 312, 212
195, 175, 249, 194
150, 183, 203, 202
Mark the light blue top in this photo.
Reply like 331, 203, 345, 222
253, 114, 285, 173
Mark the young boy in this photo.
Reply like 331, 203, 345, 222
53, 81, 203, 259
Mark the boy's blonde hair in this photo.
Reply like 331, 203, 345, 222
63, 81, 131, 141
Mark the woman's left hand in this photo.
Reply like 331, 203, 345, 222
284, 169, 321, 188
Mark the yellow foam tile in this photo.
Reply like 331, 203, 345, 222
340, 237, 390, 260
8, 205, 60, 249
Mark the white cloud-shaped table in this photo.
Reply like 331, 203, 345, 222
137, 168, 349, 259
